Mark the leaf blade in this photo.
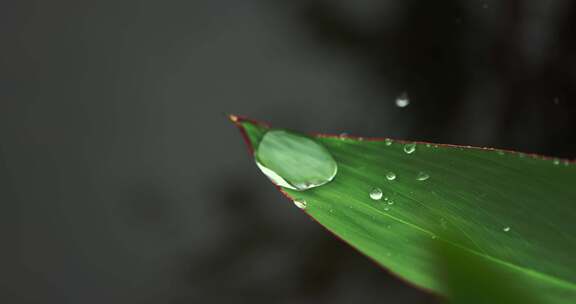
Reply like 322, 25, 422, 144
232, 116, 576, 303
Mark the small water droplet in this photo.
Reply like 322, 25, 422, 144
519, 153, 526, 158
369, 188, 383, 200
425, 143, 431, 148
503, 226, 511, 232
384, 206, 390, 211
564, 161, 570, 166
385, 138, 393, 146
383, 196, 389, 201
387, 200, 394, 205
416, 171, 430, 181
404, 143, 416, 154
386, 172, 396, 181
293, 199, 307, 210
431, 235, 438, 240
395, 92, 410, 108
553, 159, 560, 165
497, 150, 505, 156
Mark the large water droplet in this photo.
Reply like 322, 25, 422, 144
386, 172, 396, 181
395, 92, 410, 108
293, 199, 307, 209
255, 130, 338, 191
416, 171, 430, 181
404, 143, 416, 154
369, 188, 383, 200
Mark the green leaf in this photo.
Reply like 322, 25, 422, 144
434, 234, 544, 304
230, 115, 576, 303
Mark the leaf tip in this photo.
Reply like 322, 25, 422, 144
228, 114, 240, 123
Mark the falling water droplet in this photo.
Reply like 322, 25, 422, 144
369, 188, 383, 201
395, 92, 410, 108
404, 143, 416, 154
293, 199, 307, 210
255, 129, 338, 191
416, 171, 430, 181
386, 172, 396, 181
385, 138, 393, 146
503, 226, 511, 232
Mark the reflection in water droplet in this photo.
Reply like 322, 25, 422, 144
385, 138, 393, 146
369, 188, 383, 200
503, 226, 511, 232
416, 171, 430, 181
386, 172, 396, 181
395, 92, 410, 108
255, 129, 338, 191
293, 199, 307, 209
404, 143, 416, 154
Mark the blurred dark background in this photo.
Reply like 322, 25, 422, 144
2, 0, 575, 303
